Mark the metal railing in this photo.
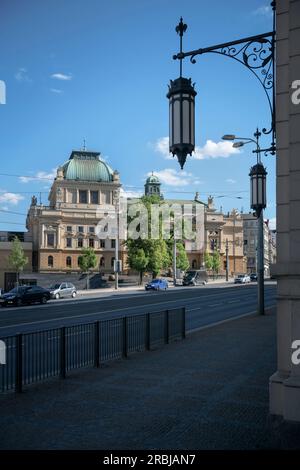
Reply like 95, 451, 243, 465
0, 307, 185, 393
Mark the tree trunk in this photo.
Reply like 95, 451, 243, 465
139, 271, 143, 285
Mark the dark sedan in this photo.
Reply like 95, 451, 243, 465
0, 285, 51, 307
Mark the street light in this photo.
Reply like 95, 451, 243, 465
221, 129, 267, 315
167, 18, 197, 170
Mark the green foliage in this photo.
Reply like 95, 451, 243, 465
204, 252, 213, 270
211, 251, 221, 274
78, 247, 97, 272
8, 237, 28, 279
176, 242, 190, 272
127, 246, 148, 284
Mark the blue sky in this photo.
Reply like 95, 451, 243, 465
0, 0, 276, 231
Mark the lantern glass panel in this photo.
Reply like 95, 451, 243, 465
251, 177, 257, 207
257, 176, 263, 205
173, 100, 180, 144
183, 100, 190, 143
191, 99, 195, 145
169, 102, 173, 146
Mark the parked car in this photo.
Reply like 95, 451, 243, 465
145, 278, 168, 291
234, 274, 251, 284
183, 270, 208, 286
0, 285, 51, 307
250, 273, 258, 282
49, 282, 77, 299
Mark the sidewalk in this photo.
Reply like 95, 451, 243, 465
0, 308, 299, 449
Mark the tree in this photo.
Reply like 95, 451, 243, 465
204, 252, 213, 271
176, 242, 190, 272
127, 247, 148, 285
211, 251, 221, 277
8, 236, 28, 288
78, 247, 97, 289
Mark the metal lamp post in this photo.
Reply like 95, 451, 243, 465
167, 18, 197, 170
222, 130, 267, 315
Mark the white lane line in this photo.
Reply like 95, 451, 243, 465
187, 305, 275, 334
208, 303, 222, 307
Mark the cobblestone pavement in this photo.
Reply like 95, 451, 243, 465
0, 308, 300, 450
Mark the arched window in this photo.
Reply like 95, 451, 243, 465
100, 256, 105, 267
192, 259, 197, 269
111, 257, 115, 268
48, 255, 53, 268
66, 256, 72, 268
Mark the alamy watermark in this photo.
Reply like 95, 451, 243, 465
95, 198, 205, 250
0, 80, 6, 105
291, 80, 300, 105
0, 340, 6, 365
291, 340, 300, 366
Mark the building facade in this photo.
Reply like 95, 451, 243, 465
0, 231, 32, 291
26, 150, 125, 275
242, 213, 273, 276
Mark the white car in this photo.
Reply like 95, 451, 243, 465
234, 274, 251, 284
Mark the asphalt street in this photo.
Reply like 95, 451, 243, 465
0, 282, 276, 337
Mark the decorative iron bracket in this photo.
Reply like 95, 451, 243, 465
173, 27, 276, 155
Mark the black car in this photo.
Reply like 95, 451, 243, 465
0, 285, 51, 307
250, 273, 258, 282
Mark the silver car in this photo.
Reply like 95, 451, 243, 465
50, 282, 77, 299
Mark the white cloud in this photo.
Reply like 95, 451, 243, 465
253, 5, 272, 17
51, 73, 72, 81
0, 192, 24, 205
155, 137, 240, 160
19, 168, 57, 184
50, 88, 63, 94
15, 68, 31, 82
226, 178, 236, 184
268, 217, 276, 230
147, 169, 202, 187
120, 187, 142, 199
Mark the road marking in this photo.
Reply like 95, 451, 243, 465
187, 305, 275, 334
208, 303, 222, 307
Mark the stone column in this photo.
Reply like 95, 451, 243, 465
269, 0, 300, 421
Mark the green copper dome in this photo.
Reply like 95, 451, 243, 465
61, 151, 114, 182
146, 173, 160, 184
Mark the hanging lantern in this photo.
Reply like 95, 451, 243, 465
167, 77, 197, 169
249, 162, 267, 216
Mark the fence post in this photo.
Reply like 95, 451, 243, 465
122, 316, 128, 358
164, 310, 169, 344
15, 334, 23, 393
181, 307, 186, 339
145, 313, 151, 351
94, 321, 100, 368
60, 327, 66, 379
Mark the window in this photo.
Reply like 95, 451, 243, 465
111, 239, 116, 249
68, 189, 77, 203
78, 226, 84, 233
192, 259, 197, 269
78, 238, 83, 248
100, 239, 105, 248
101, 190, 110, 204
47, 233, 54, 247
66, 256, 72, 268
89, 226, 95, 233
48, 255, 53, 267
66, 226, 72, 232
100, 256, 105, 267
89, 238, 94, 248
111, 257, 115, 268
79, 190, 87, 204
90, 191, 99, 204
66, 238, 72, 248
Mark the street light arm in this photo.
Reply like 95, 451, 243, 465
173, 28, 276, 155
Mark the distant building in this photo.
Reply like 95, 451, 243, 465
0, 231, 32, 291
242, 213, 272, 275
26, 149, 124, 276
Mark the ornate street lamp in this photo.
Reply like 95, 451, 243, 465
167, 18, 197, 170
249, 162, 267, 218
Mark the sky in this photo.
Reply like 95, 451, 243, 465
0, 0, 276, 231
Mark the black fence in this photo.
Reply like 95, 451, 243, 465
0, 307, 185, 393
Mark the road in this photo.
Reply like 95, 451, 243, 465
0, 282, 277, 337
